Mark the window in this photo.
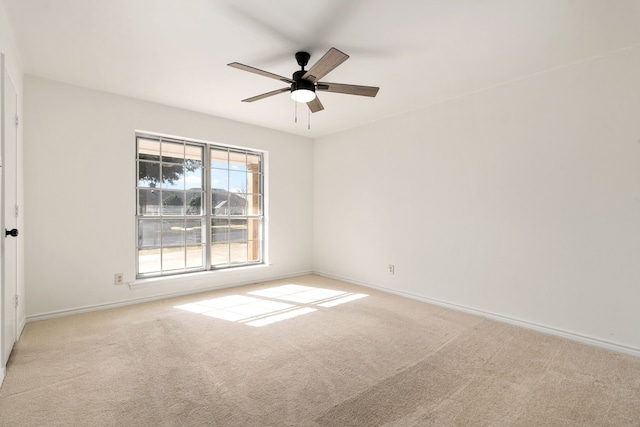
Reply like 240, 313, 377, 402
136, 134, 264, 278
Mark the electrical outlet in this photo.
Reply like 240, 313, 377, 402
114, 273, 124, 285
388, 264, 395, 275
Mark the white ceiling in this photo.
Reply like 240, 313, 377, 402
3, 0, 640, 138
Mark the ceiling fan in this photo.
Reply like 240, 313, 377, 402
228, 47, 379, 113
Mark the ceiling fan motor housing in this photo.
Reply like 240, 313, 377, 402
291, 70, 315, 93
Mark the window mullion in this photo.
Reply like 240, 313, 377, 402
204, 147, 212, 269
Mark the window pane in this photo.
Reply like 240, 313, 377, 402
138, 248, 161, 274
161, 191, 185, 215
248, 218, 261, 262
246, 194, 261, 216
162, 141, 184, 163
162, 247, 185, 271
230, 218, 247, 243
211, 148, 228, 169
247, 218, 260, 241
186, 245, 204, 269
229, 171, 246, 193
185, 144, 203, 162
211, 169, 228, 191
212, 189, 229, 215
138, 161, 161, 188
138, 219, 161, 247
248, 240, 260, 262
230, 242, 248, 264
211, 243, 229, 265
186, 219, 203, 244
247, 170, 260, 194
247, 154, 260, 172
162, 219, 185, 246
138, 189, 161, 216
186, 191, 203, 215
211, 218, 229, 242
185, 145, 202, 190
229, 151, 246, 171
185, 164, 202, 190
138, 139, 160, 161
229, 194, 247, 216
161, 163, 185, 190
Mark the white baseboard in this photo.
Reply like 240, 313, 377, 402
26, 270, 313, 322
315, 271, 640, 359
24, 269, 640, 359
18, 316, 26, 339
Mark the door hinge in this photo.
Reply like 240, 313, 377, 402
15, 205, 19, 218
15, 294, 19, 308
15, 115, 19, 128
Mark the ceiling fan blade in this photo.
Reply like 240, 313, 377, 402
302, 48, 349, 83
307, 96, 324, 113
228, 62, 294, 84
317, 82, 379, 97
242, 87, 290, 102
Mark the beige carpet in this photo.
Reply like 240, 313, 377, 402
1, 275, 639, 426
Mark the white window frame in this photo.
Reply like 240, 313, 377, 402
135, 133, 264, 278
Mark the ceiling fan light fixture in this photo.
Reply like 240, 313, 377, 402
291, 88, 316, 103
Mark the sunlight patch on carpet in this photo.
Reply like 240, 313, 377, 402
245, 307, 317, 327
249, 284, 346, 303
174, 284, 367, 327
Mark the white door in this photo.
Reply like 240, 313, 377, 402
2, 57, 19, 366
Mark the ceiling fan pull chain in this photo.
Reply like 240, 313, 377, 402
308, 107, 311, 130
294, 101, 298, 123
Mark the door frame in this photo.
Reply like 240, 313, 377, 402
0, 51, 6, 380
1, 51, 20, 374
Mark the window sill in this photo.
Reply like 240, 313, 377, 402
129, 263, 272, 290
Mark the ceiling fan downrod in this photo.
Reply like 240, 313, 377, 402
295, 51, 311, 70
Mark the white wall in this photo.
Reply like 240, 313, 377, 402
23, 76, 313, 317
314, 46, 640, 353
